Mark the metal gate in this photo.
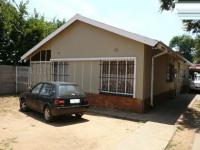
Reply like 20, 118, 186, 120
16, 66, 30, 93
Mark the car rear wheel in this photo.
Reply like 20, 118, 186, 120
75, 113, 83, 119
20, 101, 28, 112
44, 106, 53, 122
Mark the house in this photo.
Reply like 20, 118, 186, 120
21, 14, 192, 113
189, 64, 200, 79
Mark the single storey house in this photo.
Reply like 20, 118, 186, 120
21, 14, 192, 113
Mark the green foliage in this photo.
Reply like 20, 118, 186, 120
0, 0, 65, 65
160, 0, 175, 11
169, 35, 200, 63
183, 20, 200, 34
194, 36, 200, 63
159, 0, 200, 34
169, 35, 195, 62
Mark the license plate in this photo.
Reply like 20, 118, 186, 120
70, 99, 80, 104
196, 84, 200, 87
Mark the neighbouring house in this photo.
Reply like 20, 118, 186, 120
21, 14, 192, 113
189, 64, 200, 75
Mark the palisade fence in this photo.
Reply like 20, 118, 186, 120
0, 65, 29, 95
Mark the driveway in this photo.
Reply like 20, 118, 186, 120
0, 96, 142, 150
145, 94, 195, 124
90, 94, 195, 125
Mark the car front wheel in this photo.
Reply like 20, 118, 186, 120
20, 101, 28, 112
44, 106, 53, 122
75, 113, 83, 119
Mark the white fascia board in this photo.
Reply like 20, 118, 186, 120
21, 14, 158, 60
50, 57, 136, 62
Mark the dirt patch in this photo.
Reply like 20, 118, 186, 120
0, 96, 19, 115
166, 126, 195, 150
0, 96, 142, 150
0, 137, 17, 150
166, 95, 200, 150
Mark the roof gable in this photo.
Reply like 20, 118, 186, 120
21, 14, 158, 60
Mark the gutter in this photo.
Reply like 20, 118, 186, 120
150, 50, 168, 107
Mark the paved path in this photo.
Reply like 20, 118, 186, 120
192, 132, 200, 150
89, 94, 195, 125
89, 94, 196, 150
116, 121, 176, 150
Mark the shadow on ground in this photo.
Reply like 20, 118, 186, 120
21, 110, 89, 127
178, 107, 200, 133
88, 94, 197, 125
19, 93, 199, 127
144, 94, 196, 124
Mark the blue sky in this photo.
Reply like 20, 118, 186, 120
17, 0, 190, 45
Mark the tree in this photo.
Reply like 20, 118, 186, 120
160, 0, 175, 10
0, 0, 65, 65
0, 0, 21, 65
169, 35, 195, 62
194, 36, 200, 63
160, 0, 200, 34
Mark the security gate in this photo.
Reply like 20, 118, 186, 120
16, 66, 30, 93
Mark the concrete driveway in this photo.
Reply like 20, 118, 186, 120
1, 94, 193, 150
0, 96, 142, 150
91, 94, 195, 125
145, 94, 195, 124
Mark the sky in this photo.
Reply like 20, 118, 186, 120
16, 0, 190, 45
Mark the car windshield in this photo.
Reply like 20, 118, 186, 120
58, 84, 83, 97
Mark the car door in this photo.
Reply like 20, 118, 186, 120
37, 83, 53, 113
28, 83, 43, 111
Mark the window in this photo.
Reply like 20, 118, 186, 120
100, 60, 135, 96
31, 50, 51, 61
32, 83, 43, 94
166, 64, 175, 82
52, 62, 69, 82
40, 84, 52, 96
58, 84, 83, 97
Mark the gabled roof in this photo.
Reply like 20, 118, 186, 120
21, 14, 158, 60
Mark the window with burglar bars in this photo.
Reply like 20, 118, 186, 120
51, 62, 69, 82
100, 60, 135, 96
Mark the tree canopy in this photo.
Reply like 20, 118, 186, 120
0, 0, 65, 65
160, 0, 200, 63
169, 35, 195, 62
169, 35, 200, 63
160, 0, 200, 34
194, 35, 200, 63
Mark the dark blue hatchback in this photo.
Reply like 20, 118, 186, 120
19, 82, 89, 122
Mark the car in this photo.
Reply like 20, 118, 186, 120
19, 82, 89, 122
190, 74, 200, 91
